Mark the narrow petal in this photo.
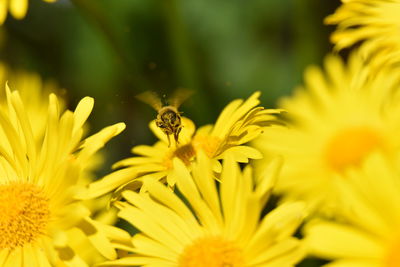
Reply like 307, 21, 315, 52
72, 97, 94, 134
82, 167, 137, 199
77, 217, 117, 260
304, 221, 384, 260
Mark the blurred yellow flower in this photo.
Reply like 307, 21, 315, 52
326, 0, 400, 67
0, 63, 65, 139
304, 153, 400, 267
253, 52, 400, 213
98, 153, 305, 267
0, 0, 55, 24
85, 91, 281, 198
0, 85, 126, 266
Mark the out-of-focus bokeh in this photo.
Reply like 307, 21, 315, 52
0, 1, 338, 192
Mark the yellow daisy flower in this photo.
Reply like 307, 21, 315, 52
0, 85, 126, 266
85, 91, 281, 198
0, 63, 118, 215
1, 63, 120, 218
0, 0, 55, 24
326, 0, 400, 67
253, 51, 400, 213
304, 153, 400, 267
98, 153, 306, 267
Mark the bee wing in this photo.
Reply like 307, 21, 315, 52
136, 91, 163, 110
168, 88, 194, 108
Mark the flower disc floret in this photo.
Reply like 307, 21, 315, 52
0, 182, 50, 250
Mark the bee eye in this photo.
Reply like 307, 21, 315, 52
156, 121, 165, 127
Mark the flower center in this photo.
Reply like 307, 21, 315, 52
324, 126, 383, 171
0, 182, 50, 250
192, 135, 222, 158
174, 144, 196, 165
164, 144, 196, 169
386, 238, 400, 267
178, 236, 245, 267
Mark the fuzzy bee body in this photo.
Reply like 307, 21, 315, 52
156, 106, 182, 146
136, 89, 192, 147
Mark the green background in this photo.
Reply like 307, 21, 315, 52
1, 1, 341, 265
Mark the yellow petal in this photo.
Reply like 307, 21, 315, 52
73, 97, 94, 134
0, 0, 7, 24
9, 0, 27, 19
0, 249, 9, 266
123, 190, 194, 246
4, 248, 22, 267
78, 122, 126, 163
324, 259, 381, 267
217, 146, 262, 162
220, 155, 241, 233
82, 167, 137, 199
248, 238, 305, 266
191, 151, 221, 222
246, 202, 305, 257
304, 221, 384, 259
131, 234, 179, 261
9, 89, 36, 170
96, 256, 164, 267
117, 205, 183, 254
77, 217, 117, 260
144, 177, 200, 230
254, 156, 283, 206
172, 158, 221, 232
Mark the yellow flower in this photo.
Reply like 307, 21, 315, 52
253, 51, 400, 214
85, 91, 281, 198
1, 63, 121, 224
304, 153, 400, 267
0, 0, 55, 24
98, 153, 306, 267
0, 63, 119, 216
326, 0, 400, 67
0, 85, 126, 266
0, 63, 65, 140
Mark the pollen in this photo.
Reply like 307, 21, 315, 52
178, 236, 245, 267
324, 126, 384, 172
174, 144, 196, 165
0, 182, 50, 250
164, 144, 196, 169
192, 135, 222, 158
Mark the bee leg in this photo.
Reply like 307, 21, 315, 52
173, 135, 179, 147
174, 127, 182, 146
167, 134, 171, 147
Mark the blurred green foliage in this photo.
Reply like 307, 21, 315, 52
1, 0, 341, 265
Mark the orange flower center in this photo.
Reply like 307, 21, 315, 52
192, 135, 222, 158
386, 239, 400, 267
164, 135, 222, 168
179, 236, 245, 267
0, 182, 50, 250
164, 144, 196, 169
324, 126, 384, 171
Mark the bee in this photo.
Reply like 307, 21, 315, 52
136, 89, 193, 147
